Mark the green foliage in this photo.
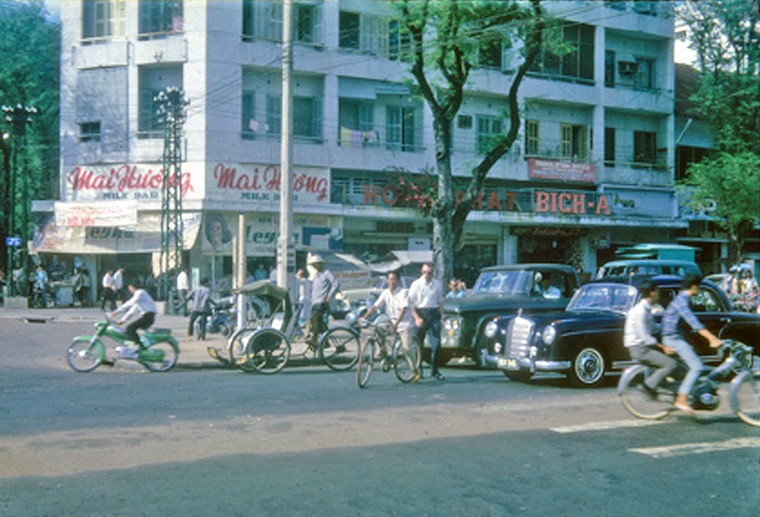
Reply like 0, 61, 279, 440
0, 0, 60, 237
682, 151, 760, 259
678, 0, 759, 154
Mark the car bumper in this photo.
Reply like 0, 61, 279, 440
480, 351, 571, 373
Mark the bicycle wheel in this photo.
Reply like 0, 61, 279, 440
227, 327, 257, 366
357, 339, 375, 388
393, 339, 416, 384
140, 341, 179, 372
66, 337, 104, 372
730, 369, 760, 427
319, 326, 360, 371
243, 328, 291, 374
618, 365, 673, 420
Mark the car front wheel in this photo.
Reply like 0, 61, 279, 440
568, 346, 606, 387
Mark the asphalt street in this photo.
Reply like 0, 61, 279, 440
0, 309, 758, 516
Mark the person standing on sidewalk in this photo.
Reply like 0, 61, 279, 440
101, 270, 116, 311
307, 254, 338, 348
112, 267, 125, 304
408, 263, 445, 381
186, 279, 212, 338
34, 264, 49, 308
176, 268, 189, 316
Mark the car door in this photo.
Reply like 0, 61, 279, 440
686, 286, 727, 358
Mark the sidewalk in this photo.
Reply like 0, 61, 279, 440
0, 305, 314, 370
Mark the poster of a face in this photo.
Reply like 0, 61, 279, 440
204, 213, 233, 252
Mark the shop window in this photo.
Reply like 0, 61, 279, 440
138, 0, 183, 38
82, 0, 125, 41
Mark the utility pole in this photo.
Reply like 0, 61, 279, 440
2, 104, 37, 296
277, 0, 294, 290
155, 87, 189, 307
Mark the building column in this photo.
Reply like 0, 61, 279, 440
592, 24, 606, 165
501, 227, 518, 264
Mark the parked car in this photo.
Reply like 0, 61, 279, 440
438, 264, 580, 366
596, 259, 701, 279
481, 275, 760, 387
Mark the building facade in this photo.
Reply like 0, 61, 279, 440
42, 0, 684, 290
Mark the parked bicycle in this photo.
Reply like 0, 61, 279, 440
356, 315, 417, 388
618, 339, 759, 427
66, 315, 180, 373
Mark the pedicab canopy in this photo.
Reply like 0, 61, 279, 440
233, 280, 292, 325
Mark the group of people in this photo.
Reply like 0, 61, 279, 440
362, 263, 447, 381
624, 274, 723, 415
719, 266, 759, 312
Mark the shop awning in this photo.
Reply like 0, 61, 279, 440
30, 213, 202, 255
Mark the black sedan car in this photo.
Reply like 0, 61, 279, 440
480, 276, 760, 387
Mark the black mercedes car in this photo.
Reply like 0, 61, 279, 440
480, 276, 760, 387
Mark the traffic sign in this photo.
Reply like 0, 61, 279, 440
5, 236, 22, 247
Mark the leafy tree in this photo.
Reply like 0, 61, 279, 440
682, 152, 760, 263
678, 1, 759, 261
0, 0, 59, 267
391, 0, 548, 279
678, 0, 759, 153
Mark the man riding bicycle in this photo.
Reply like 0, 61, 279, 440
624, 280, 678, 399
661, 274, 723, 415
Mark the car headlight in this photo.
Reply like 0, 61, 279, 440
443, 317, 461, 331
541, 325, 557, 345
484, 320, 499, 339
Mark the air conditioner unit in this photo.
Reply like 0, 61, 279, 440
618, 61, 637, 75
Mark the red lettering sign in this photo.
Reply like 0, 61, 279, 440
66, 165, 194, 196
212, 163, 328, 201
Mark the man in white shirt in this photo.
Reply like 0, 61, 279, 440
408, 263, 445, 380
624, 280, 677, 399
176, 268, 189, 316
113, 267, 125, 303
101, 270, 116, 311
110, 278, 158, 356
307, 254, 339, 347
361, 271, 419, 379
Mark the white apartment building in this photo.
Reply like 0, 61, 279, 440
39, 0, 682, 288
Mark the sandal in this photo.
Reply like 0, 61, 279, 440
673, 402, 695, 416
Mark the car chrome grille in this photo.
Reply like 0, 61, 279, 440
507, 317, 533, 358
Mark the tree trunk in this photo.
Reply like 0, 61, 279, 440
432, 117, 454, 282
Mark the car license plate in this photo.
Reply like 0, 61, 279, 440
497, 357, 518, 370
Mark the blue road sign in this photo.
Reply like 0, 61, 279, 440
5, 236, 22, 247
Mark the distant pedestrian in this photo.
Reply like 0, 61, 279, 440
113, 267, 125, 303
176, 268, 189, 315
295, 268, 312, 327
186, 279, 212, 338
101, 270, 116, 311
34, 264, 49, 308
409, 263, 445, 381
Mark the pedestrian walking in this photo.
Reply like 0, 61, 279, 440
101, 270, 116, 311
408, 263, 445, 381
112, 267, 125, 303
176, 268, 189, 315
186, 279, 212, 338
34, 264, 49, 308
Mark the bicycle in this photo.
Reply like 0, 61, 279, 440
618, 340, 759, 427
356, 316, 417, 388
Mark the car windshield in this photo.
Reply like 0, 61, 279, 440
568, 284, 638, 313
472, 270, 533, 295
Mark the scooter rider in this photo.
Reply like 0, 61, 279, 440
661, 274, 723, 415
109, 278, 158, 355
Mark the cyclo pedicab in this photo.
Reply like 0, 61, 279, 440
206, 280, 361, 374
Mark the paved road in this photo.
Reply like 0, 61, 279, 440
1, 315, 758, 516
